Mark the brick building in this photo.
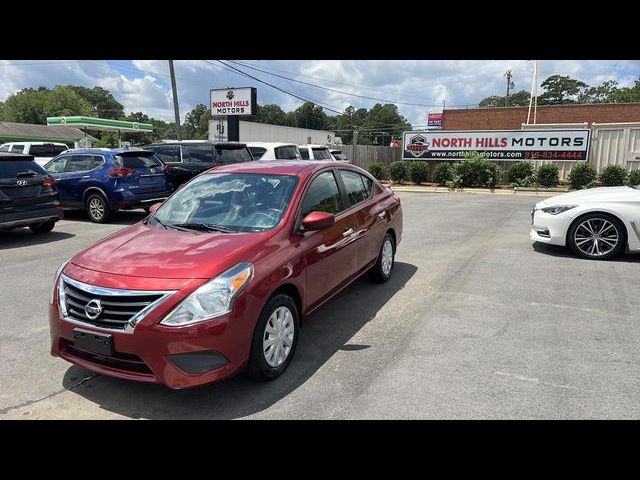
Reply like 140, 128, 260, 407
442, 103, 640, 131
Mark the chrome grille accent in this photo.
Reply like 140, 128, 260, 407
59, 274, 175, 333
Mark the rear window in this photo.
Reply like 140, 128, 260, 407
215, 146, 253, 164
248, 147, 266, 160
0, 160, 46, 178
182, 144, 214, 163
312, 148, 332, 160
28, 144, 68, 157
299, 147, 310, 160
275, 146, 301, 160
116, 154, 162, 169
147, 145, 181, 163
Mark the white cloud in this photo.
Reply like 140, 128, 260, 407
1, 60, 639, 127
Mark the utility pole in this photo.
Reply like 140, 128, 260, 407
505, 70, 514, 107
168, 60, 182, 140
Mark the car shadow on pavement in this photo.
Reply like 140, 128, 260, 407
0, 229, 75, 250
62, 261, 418, 419
532, 241, 640, 263
62, 209, 148, 226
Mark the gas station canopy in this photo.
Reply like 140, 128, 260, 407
46, 116, 153, 133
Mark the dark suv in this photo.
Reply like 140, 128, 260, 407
143, 141, 254, 187
0, 153, 63, 234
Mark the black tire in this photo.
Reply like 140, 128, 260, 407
29, 219, 55, 234
567, 212, 626, 260
85, 193, 112, 223
369, 233, 395, 283
246, 293, 299, 381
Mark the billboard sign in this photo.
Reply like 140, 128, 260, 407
427, 113, 443, 128
210, 87, 257, 116
402, 129, 591, 161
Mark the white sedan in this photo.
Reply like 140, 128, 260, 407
530, 185, 640, 260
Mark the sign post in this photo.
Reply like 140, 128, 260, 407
210, 87, 257, 142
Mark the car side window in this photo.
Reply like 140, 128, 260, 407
182, 144, 214, 164
44, 156, 69, 174
152, 145, 181, 163
339, 169, 373, 206
11, 144, 25, 153
299, 148, 310, 160
0, 144, 11, 152
301, 171, 343, 217
249, 147, 266, 160
65, 155, 97, 172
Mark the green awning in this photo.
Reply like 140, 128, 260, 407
47, 116, 153, 133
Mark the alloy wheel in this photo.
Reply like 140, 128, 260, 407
89, 197, 105, 220
573, 218, 619, 257
381, 238, 394, 276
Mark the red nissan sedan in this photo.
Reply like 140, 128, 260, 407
49, 161, 402, 389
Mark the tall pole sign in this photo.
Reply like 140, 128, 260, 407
210, 87, 257, 142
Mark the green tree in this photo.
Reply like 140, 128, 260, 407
610, 79, 640, 103
3, 87, 50, 124
257, 104, 287, 125
182, 103, 211, 140
578, 79, 619, 103
479, 90, 530, 108
69, 86, 125, 119
360, 103, 411, 145
293, 102, 329, 130
44, 85, 93, 118
538, 75, 588, 105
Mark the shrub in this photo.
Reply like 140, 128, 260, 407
568, 162, 597, 190
507, 162, 535, 184
454, 153, 499, 188
628, 169, 640, 186
409, 161, 428, 184
536, 164, 560, 188
389, 161, 408, 183
599, 164, 628, 186
368, 163, 387, 180
433, 162, 454, 186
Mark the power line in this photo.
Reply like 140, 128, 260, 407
208, 60, 347, 115
228, 60, 450, 108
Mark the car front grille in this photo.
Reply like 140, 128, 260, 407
60, 275, 173, 331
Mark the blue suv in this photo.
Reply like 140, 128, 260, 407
43, 148, 173, 223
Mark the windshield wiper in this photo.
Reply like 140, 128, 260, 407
169, 222, 235, 233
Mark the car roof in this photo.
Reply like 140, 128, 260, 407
298, 144, 329, 148
246, 142, 297, 148
1, 141, 67, 146
146, 141, 247, 147
204, 160, 354, 177
0, 152, 36, 161
57, 147, 151, 155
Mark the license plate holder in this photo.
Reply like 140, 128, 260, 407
140, 176, 161, 185
73, 329, 113, 356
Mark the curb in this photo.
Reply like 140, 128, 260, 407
390, 187, 562, 197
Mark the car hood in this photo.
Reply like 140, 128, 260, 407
538, 186, 639, 207
71, 222, 271, 279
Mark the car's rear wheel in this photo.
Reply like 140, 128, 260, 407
247, 293, 299, 381
29, 219, 55, 234
369, 233, 395, 283
567, 212, 626, 260
86, 193, 112, 223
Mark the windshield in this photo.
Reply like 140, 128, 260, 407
216, 146, 253, 164
153, 173, 298, 232
632, 184, 640, 190
312, 148, 333, 160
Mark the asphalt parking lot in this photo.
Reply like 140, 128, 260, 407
2, 192, 639, 419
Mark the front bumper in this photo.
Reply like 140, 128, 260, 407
529, 207, 571, 246
49, 265, 261, 389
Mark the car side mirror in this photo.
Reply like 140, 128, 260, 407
301, 211, 335, 231
148, 203, 162, 214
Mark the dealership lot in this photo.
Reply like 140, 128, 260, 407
1, 193, 640, 419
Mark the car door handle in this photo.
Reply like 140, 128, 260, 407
377, 210, 386, 219
81, 176, 91, 179
342, 228, 354, 237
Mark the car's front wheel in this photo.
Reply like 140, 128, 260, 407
567, 213, 626, 260
86, 193, 112, 223
247, 293, 299, 381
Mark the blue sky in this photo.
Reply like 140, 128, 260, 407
2, 60, 639, 126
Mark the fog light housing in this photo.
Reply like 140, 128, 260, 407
536, 229, 551, 238
166, 351, 229, 374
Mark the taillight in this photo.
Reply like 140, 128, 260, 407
108, 167, 135, 177
42, 178, 56, 187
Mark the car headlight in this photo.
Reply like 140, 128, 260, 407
541, 205, 578, 215
160, 262, 254, 327
51, 258, 71, 305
